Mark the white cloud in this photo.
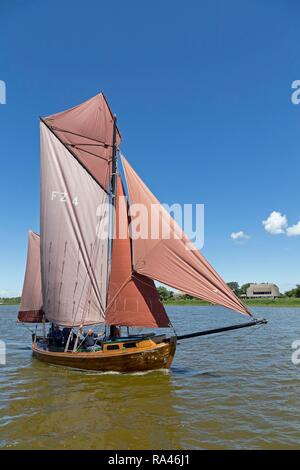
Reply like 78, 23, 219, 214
230, 231, 250, 241
262, 211, 287, 235
287, 221, 300, 237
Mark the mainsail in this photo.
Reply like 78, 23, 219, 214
106, 176, 170, 328
44, 93, 121, 192
18, 231, 43, 322
40, 122, 109, 327
121, 155, 251, 317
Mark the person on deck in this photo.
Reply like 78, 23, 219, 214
62, 327, 71, 346
82, 329, 100, 351
110, 325, 121, 338
52, 324, 63, 347
47, 324, 55, 345
62, 327, 77, 350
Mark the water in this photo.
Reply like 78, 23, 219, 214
0, 305, 299, 449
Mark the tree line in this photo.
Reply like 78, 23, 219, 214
157, 283, 300, 302
0, 297, 21, 304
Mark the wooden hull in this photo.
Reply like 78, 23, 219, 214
32, 337, 176, 373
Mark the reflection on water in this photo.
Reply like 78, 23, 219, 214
0, 305, 300, 449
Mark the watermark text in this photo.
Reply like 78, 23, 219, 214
0, 340, 6, 365
0, 80, 6, 105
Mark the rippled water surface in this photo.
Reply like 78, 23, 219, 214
0, 305, 299, 449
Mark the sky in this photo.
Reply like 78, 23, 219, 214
0, 0, 300, 296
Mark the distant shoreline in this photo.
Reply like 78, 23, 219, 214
0, 302, 20, 306
163, 298, 300, 308
1, 298, 300, 308
0, 297, 21, 306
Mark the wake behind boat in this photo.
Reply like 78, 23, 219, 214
18, 92, 266, 372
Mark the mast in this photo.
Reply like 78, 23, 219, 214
109, 115, 118, 337
111, 115, 118, 208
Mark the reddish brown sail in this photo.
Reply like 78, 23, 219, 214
18, 231, 44, 322
44, 93, 121, 192
121, 155, 251, 317
106, 176, 170, 328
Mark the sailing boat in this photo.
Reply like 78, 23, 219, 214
18, 93, 266, 372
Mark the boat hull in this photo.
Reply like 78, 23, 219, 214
32, 337, 176, 373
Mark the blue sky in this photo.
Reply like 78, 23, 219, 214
0, 0, 300, 296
